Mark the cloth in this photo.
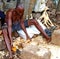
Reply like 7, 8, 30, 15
17, 25, 40, 40
33, 0, 47, 12
12, 20, 29, 31
17, 19, 47, 40
45, 29, 52, 37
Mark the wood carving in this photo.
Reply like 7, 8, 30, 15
39, 7, 54, 28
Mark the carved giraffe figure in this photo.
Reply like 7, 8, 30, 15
39, 7, 54, 28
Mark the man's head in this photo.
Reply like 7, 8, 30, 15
15, 4, 24, 18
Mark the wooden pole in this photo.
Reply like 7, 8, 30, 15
28, 0, 36, 16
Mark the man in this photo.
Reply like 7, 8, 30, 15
2, 4, 51, 58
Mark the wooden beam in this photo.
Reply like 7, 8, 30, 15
28, 0, 36, 16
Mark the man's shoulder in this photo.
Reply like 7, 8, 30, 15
6, 9, 14, 13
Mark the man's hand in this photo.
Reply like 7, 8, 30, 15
46, 37, 51, 43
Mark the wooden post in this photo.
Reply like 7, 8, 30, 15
28, 0, 36, 16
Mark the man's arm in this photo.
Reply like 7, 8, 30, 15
6, 9, 13, 45
20, 19, 30, 40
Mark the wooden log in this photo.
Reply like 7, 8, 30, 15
20, 45, 51, 59
28, 0, 36, 16
51, 29, 60, 46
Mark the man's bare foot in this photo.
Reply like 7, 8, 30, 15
9, 53, 13, 59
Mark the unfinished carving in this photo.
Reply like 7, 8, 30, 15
39, 7, 54, 28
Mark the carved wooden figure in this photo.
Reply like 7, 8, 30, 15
39, 7, 54, 28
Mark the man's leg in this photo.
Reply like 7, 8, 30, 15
28, 19, 51, 42
2, 28, 13, 58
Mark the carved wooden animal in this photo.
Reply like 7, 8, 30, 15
39, 7, 54, 28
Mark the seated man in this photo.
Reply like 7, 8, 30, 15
2, 4, 51, 58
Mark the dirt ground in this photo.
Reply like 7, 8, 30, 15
0, 32, 60, 59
